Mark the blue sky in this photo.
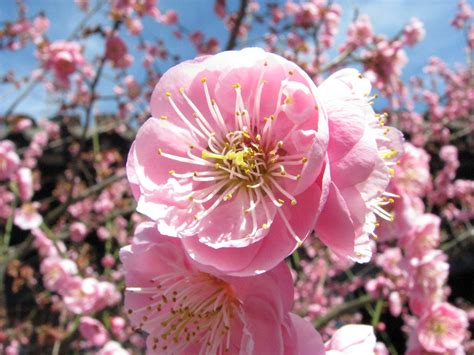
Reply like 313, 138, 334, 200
0, 0, 468, 119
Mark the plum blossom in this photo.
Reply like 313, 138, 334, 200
38, 40, 86, 88
120, 222, 325, 354
97, 341, 130, 355
79, 317, 109, 347
61, 277, 121, 314
0, 140, 20, 181
16, 167, 34, 202
105, 34, 133, 69
416, 303, 468, 353
315, 68, 404, 261
127, 47, 329, 275
14, 202, 43, 230
325, 324, 377, 354
40, 256, 78, 291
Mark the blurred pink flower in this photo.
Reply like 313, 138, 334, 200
40, 256, 78, 291
120, 222, 324, 354
392, 143, 432, 197
79, 316, 109, 346
127, 47, 329, 275
97, 341, 129, 355
70, 221, 88, 242
38, 40, 86, 88
416, 302, 468, 353
14, 202, 43, 230
403, 17, 425, 46
105, 34, 133, 69
325, 324, 376, 354
61, 277, 121, 314
315, 68, 404, 262
401, 213, 441, 258
16, 167, 34, 202
0, 140, 20, 181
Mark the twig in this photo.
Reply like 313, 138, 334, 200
314, 294, 375, 329
225, 0, 249, 50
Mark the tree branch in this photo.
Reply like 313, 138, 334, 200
225, 0, 249, 50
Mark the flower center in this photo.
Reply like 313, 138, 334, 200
156, 69, 312, 244
127, 271, 241, 354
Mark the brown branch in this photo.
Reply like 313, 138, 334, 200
225, 0, 249, 50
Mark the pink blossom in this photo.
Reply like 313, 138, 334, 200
416, 303, 468, 353
160, 10, 178, 25
110, 316, 126, 340
407, 250, 449, 316
16, 167, 34, 202
79, 316, 109, 347
32, 228, 57, 257
105, 34, 133, 69
38, 40, 86, 88
393, 143, 432, 197
120, 222, 324, 354
325, 324, 376, 354
124, 75, 141, 99
401, 213, 441, 258
14, 202, 43, 230
40, 256, 77, 291
346, 15, 373, 48
403, 17, 425, 46
0, 140, 20, 181
70, 221, 88, 242
315, 68, 403, 261
97, 341, 129, 355
61, 277, 121, 314
127, 47, 329, 275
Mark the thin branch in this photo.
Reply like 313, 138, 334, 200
314, 294, 375, 329
225, 0, 249, 50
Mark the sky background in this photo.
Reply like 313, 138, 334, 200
0, 0, 469, 119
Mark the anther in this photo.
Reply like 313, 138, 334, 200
165, 91, 172, 97
160, 115, 168, 120
168, 170, 176, 175
201, 76, 207, 83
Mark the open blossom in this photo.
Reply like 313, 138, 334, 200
120, 222, 325, 354
0, 140, 20, 180
403, 17, 425, 46
416, 303, 468, 353
61, 277, 121, 314
16, 167, 34, 202
38, 40, 86, 88
97, 341, 130, 355
40, 256, 78, 291
315, 68, 404, 261
392, 143, 431, 197
14, 202, 43, 230
79, 316, 109, 347
325, 324, 376, 354
105, 34, 133, 68
401, 213, 441, 258
127, 47, 329, 275
406, 250, 449, 316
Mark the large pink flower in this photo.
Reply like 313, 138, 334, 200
315, 68, 404, 261
127, 47, 329, 275
120, 222, 325, 355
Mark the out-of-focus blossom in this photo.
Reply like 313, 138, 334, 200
416, 303, 468, 353
40, 256, 77, 291
14, 202, 43, 230
325, 324, 376, 354
97, 341, 130, 355
79, 316, 109, 347
0, 140, 20, 181
105, 34, 133, 69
